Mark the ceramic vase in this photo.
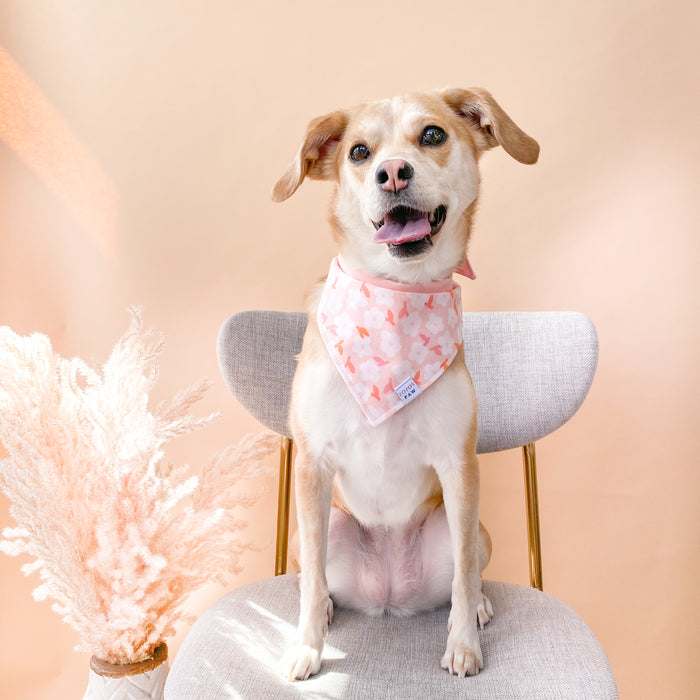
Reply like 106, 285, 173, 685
82, 642, 168, 700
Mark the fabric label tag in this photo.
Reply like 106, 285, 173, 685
395, 377, 422, 406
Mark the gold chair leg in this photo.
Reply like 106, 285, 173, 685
522, 442, 543, 591
275, 437, 293, 576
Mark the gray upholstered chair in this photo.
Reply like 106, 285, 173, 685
165, 311, 618, 699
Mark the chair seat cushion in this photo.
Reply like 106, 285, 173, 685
165, 574, 617, 699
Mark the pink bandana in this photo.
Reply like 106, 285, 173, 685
317, 257, 463, 426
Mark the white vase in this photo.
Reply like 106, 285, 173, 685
83, 642, 169, 700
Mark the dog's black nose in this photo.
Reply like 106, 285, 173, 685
376, 160, 414, 193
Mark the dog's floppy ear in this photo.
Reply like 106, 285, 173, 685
272, 110, 349, 202
441, 88, 539, 165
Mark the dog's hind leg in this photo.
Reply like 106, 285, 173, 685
326, 508, 409, 616
326, 507, 435, 616
325, 507, 384, 614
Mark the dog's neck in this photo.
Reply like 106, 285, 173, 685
336, 255, 457, 294
337, 247, 475, 286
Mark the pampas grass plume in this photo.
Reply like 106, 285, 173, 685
0, 307, 276, 664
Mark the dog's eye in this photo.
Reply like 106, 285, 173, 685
420, 126, 447, 146
350, 144, 371, 162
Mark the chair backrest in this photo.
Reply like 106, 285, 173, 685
217, 311, 598, 454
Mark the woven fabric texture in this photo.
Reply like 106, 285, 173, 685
164, 575, 617, 700
217, 310, 598, 452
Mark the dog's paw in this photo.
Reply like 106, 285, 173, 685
280, 643, 322, 681
441, 631, 484, 678
449, 593, 494, 631
477, 592, 494, 630
280, 594, 334, 681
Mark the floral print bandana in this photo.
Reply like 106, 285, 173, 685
317, 256, 463, 426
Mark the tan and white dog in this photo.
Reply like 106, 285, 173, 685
273, 88, 539, 681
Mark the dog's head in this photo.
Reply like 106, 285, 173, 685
273, 88, 539, 283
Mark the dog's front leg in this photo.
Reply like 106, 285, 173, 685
438, 447, 485, 677
280, 447, 334, 681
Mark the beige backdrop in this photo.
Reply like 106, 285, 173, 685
1, 1, 698, 698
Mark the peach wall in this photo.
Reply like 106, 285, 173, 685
0, 1, 698, 698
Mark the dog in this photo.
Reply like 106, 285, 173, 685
272, 88, 539, 681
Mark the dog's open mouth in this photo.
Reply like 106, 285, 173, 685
372, 205, 447, 258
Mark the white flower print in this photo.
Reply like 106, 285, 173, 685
435, 292, 452, 307
325, 292, 343, 314
363, 306, 385, 330
379, 330, 402, 358
347, 287, 369, 311
374, 287, 396, 307
438, 331, 455, 356
400, 313, 422, 336
425, 313, 444, 334
408, 342, 429, 364
359, 359, 381, 382
391, 360, 413, 382
352, 336, 373, 358
355, 382, 372, 404
336, 312, 356, 339
408, 294, 428, 311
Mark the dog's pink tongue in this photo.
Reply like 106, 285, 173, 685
373, 212, 431, 245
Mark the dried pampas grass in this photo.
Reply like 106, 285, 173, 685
0, 307, 276, 664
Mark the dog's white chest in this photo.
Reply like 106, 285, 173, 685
331, 412, 433, 526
